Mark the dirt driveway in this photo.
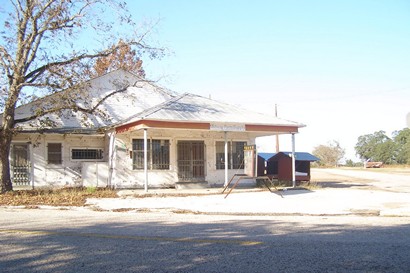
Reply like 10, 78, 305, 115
311, 168, 410, 192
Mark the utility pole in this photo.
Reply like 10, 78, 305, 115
275, 104, 279, 152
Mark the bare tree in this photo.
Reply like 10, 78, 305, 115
0, 0, 164, 192
312, 140, 345, 167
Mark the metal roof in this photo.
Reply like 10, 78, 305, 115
258, 152, 319, 162
122, 93, 304, 128
9, 70, 175, 131
7, 70, 304, 133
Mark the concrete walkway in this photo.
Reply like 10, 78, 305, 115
86, 186, 410, 217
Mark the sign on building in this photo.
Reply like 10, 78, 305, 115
243, 145, 256, 177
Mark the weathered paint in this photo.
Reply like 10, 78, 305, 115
11, 128, 258, 189
112, 128, 255, 189
116, 120, 300, 135
116, 120, 210, 134
11, 133, 105, 188
245, 124, 299, 133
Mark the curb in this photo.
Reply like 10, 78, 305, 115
2, 204, 410, 217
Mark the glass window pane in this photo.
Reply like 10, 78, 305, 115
132, 139, 169, 170
48, 143, 62, 164
71, 149, 103, 160
215, 141, 246, 170
232, 142, 246, 169
216, 141, 231, 169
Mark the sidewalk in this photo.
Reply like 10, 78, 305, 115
86, 187, 410, 217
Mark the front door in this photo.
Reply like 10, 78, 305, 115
177, 141, 205, 182
10, 143, 31, 187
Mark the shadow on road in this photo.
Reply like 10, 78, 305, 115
1, 211, 410, 272
316, 181, 373, 189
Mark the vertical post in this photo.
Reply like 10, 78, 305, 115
275, 104, 279, 153
144, 129, 148, 192
29, 142, 34, 190
224, 131, 229, 187
291, 133, 296, 188
254, 146, 258, 178
108, 131, 116, 188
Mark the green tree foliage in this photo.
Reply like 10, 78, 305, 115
393, 128, 410, 164
355, 131, 391, 161
312, 140, 345, 167
355, 129, 410, 164
344, 159, 362, 167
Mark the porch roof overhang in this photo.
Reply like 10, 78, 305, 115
115, 119, 302, 135
112, 92, 304, 136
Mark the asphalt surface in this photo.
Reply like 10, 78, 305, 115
1, 168, 410, 272
1, 209, 410, 273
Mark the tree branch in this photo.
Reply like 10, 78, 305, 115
24, 40, 155, 84
0, 47, 14, 80
13, 84, 131, 124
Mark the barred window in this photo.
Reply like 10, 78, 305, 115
216, 141, 246, 170
232, 141, 246, 169
132, 139, 170, 170
47, 143, 62, 164
71, 148, 103, 160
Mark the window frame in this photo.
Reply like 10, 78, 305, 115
132, 139, 170, 170
70, 147, 104, 161
47, 142, 62, 165
215, 141, 247, 170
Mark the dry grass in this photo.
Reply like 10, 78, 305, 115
0, 187, 118, 207
2, 166, 408, 207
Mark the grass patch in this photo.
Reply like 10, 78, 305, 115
257, 179, 320, 190
0, 187, 118, 207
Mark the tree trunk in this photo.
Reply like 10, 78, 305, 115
0, 128, 13, 193
1, 80, 20, 193
1, 101, 15, 193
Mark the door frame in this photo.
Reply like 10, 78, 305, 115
10, 142, 33, 188
177, 140, 206, 182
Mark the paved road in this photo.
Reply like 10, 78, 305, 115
1, 208, 409, 273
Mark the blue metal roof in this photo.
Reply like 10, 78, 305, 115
258, 152, 319, 162
258, 153, 276, 161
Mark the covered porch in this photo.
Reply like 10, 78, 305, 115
106, 118, 302, 190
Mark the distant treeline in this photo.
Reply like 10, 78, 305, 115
355, 128, 410, 165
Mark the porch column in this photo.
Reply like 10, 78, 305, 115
291, 133, 296, 188
108, 131, 116, 188
224, 131, 229, 187
144, 128, 148, 192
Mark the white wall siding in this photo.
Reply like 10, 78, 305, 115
12, 134, 106, 188
83, 162, 109, 188
113, 129, 255, 188
113, 134, 178, 188
12, 129, 258, 189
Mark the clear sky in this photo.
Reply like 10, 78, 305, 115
127, 0, 410, 161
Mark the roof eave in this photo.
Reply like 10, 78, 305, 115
115, 118, 302, 134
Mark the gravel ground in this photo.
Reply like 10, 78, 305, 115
312, 168, 410, 192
